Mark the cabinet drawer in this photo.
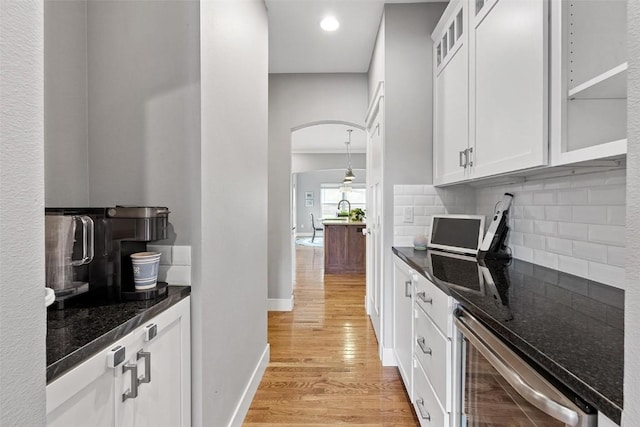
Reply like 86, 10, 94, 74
414, 276, 452, 337
413, 360, 448, 427
414, 306, 451, 411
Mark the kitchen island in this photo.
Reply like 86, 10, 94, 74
323, 220, 366, 274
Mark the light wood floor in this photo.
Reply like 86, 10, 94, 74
244, 245, 418, 426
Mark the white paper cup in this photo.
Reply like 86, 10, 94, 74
131, 252, 161, 290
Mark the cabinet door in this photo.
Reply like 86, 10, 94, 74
471, 0, 548, 178
433, 1, 470, 185
392, 257, 414, 397
47, 368, 119, 427
132, 298, 191, 427
347, 226, 366, 272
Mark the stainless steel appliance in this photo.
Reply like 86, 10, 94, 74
45, 206, 170, 308
454, 307, 596, 426
45, 213, 95, 302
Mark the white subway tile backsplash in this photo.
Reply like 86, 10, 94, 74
546, 237, 573, 256
557, 222, 588, 240
588, 186, 626, 205
557, 189, 588, 205
523, 206, 545, 220
172, 246, 191, 266
513, 245, 534, 262
543, 177, 572, 190
396, 169, 626, 287
516, 192, 533, 206
558, 255, 589, 277
148, 244, 172, 265
534, 220, 557, 235
534, 250, 558, 270
572, 206, 607, 224
160, 265, 191, 285
533, 192, 556, 205
573, 241, 608, 263
607, 246, 626, 268
607, 206, 626, 226
571, 173, 605, 188
545, 206, 572, 221
588, 225, 626, 247
415, 195, 435, 206
605, 169, 626, 185
514, 219, 534, 233
588, 262, 625, 289
524, 233, 546, 250
395, 195, 414, 206
509, 231, 524, 246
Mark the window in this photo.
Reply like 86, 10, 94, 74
320, 185, 366, 218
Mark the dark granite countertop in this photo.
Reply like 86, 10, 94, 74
392, 246, 624, 424
46, 286, 191, 384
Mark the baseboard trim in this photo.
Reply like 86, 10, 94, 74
268, 297, 294, 311
228, 343, 270, 427
381, 347, 397, 367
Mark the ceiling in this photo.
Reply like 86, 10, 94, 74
267, 0, 441, 74
292, 124, 366, 154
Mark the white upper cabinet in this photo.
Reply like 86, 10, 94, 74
433, 0, 626, 186
433, 0, 549, 185
433, 0, 470, 185
550, 0, 627, 165
470, 0, 548, 179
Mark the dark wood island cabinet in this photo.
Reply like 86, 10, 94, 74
323, 221, 366, 274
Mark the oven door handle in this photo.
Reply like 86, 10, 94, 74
455, 311, 584, 427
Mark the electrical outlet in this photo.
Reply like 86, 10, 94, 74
403, 207, 414, 223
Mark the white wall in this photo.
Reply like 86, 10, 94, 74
624, 0, 640, 423
86, 0, 200, 245
44, 0, 200, 245
0, 0, 46, 424
44, 0, 89, 206
197, 1, 268, 425
269, 73, 368, 302
369, 2, 446, 358
292, 153, 366, 174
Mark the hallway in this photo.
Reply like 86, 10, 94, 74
244, 245, 418, 426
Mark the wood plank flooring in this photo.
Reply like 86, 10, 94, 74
244, 245, 418, 426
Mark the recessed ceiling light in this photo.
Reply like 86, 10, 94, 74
320, 16, 340, 32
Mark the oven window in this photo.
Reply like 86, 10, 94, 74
463, 338, 564, 426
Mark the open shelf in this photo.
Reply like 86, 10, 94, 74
568, 62, 627, 100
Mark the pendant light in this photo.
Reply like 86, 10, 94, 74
344, 129, 355, 182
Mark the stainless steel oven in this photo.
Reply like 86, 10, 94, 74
454, 307, 597, 427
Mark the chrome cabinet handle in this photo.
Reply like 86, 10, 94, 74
137, 351, 151, 385
417, 292, 433, 304
415, 397, 431, 421
467, 147, 474, 167
417, 337, 432, 355
459, 150, 466, 167
122, 363, 138, 401
404, 280, 412, 298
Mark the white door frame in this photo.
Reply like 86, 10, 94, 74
364, 82, 385, 360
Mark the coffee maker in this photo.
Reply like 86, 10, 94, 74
45, 206, 170, 309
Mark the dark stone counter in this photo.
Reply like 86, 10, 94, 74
393, 247, 623, 424
46, 286, 191, 383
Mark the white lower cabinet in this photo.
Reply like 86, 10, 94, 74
393, 256, 416, 398
46, 297, 191, 427
393, 255, 458, 426
413, 360, 448, 427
